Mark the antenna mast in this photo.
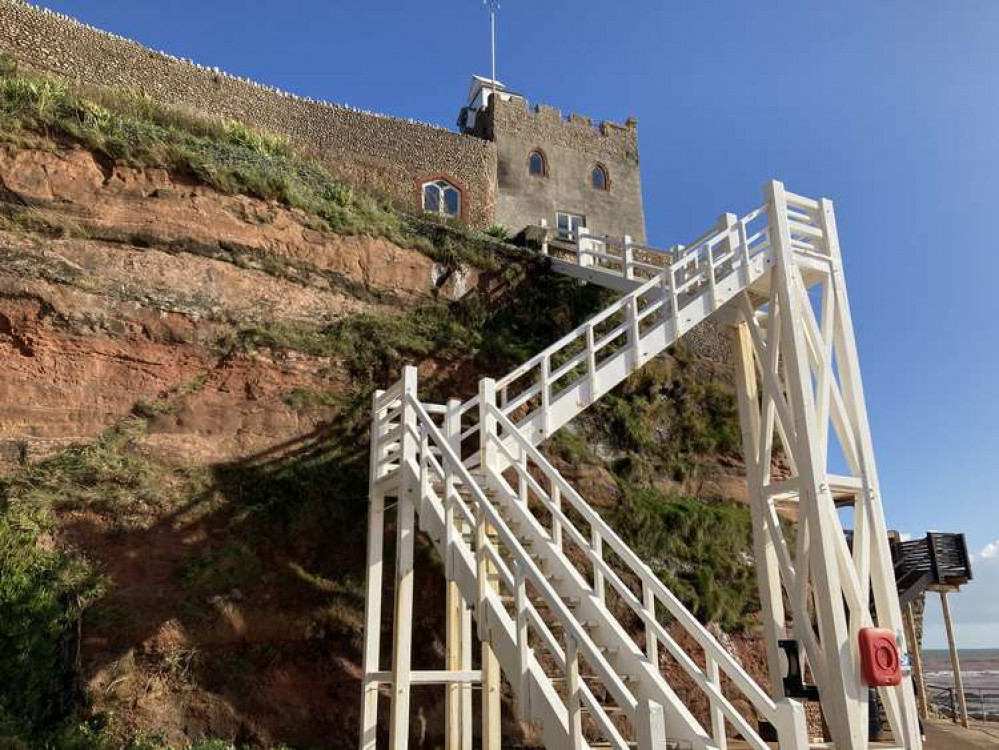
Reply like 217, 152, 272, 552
485, 0, 499, 98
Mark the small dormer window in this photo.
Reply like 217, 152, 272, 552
423, 179, 461, 217
591, 164, 610, 191
528, 150, 548, 177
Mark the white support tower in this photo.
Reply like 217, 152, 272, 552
359, 181, 922, 750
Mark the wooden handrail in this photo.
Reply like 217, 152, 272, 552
486, 401, 781, 725
409, 396, 641, 719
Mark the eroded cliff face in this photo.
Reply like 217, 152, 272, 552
0, 144, 478, 469
0, 139, 504, 747
0, 74, 771, 747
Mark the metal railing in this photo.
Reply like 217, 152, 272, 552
927, 684, 998, 723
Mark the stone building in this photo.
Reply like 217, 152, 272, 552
0, 1, 647, 243
459, 76, 647, 244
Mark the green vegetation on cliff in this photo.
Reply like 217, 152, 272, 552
0, 54, 756, 749
0, 55, 505, 272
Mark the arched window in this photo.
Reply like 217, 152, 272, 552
591, 164, 610, 191
528, 149, 548, 177
422, 178, 461, 217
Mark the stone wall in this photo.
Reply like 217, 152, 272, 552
0, 0, 497, 226
471, 96, 647, 243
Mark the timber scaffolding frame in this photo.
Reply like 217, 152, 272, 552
359, 181, 923, 750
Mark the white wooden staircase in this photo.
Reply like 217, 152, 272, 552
359, 182, 923, 750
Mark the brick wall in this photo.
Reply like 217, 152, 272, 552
0, 0, 497, 226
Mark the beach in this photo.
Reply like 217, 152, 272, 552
922, 648, 999, 721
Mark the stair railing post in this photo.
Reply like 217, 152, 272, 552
389, 366, 419, 750
773, 698, 810, 750
591, 528, 605, 604
642, 580, 658, 666
585, 322, 598, 401
623, 234, 635, 281
705, 234, 718, 311
551, 482, 563, 552
565, 634, 584, 749
477, 377, 501, 750
627, 294, 641, 368
514, 559, 531, 720
719, 212, 738, 299
666, 266, 680, 338
360, 389, 388, 750
635, 699, 667, 750
479, 378, 498, 477
444, 401, 459, 580
444, 398, 469, 750
540, 353, 552, 439
705, 655, 727, 750
738, 211, 752, 287
577, 226, 592, 268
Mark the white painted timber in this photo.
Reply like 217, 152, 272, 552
360, 181, 922, 750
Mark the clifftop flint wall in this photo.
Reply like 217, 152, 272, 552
0, 0, 497, 227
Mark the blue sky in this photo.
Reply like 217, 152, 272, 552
38, 1, 998, 649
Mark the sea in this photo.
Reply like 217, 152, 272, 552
921, 648, 999, 722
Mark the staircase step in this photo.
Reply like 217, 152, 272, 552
582, 703, 626, 714
497, 594, 578, 608
545, 618, 599, 630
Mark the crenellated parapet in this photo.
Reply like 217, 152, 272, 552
466, 91, 646, 243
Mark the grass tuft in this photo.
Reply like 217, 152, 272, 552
609, 485, 757, 630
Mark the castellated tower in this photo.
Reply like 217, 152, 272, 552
459, 76, 647, 244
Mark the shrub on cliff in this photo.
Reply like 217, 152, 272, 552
609, 485, 757, 631
0, 503, 105, 741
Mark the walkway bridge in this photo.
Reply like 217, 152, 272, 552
359, 182, 924, 750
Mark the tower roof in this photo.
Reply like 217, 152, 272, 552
466, 75, 524, 108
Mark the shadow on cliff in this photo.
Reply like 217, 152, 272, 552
59, 410, 454, 749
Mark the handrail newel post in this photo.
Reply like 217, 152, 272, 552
623, 234, 635, 281
635, 699, 667, 750
773, 699, 809, 750
443, 398, 469, 750
514, 559, 531, 720
389, 366, 420, 750
360, 388, 388, 750
477, 377, 502, 750
577, 227, 592, 268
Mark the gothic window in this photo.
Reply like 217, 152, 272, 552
591, 164, 610, 191
528, 149, 548, 177
423, 179, 461, 217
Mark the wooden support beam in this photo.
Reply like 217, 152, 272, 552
940, 591, 969, 728
732, 320, 787, 700
903, 602, 930, 721
360, 388, 388, 750
389, 367, 419, 750
482, 638, 502, 750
